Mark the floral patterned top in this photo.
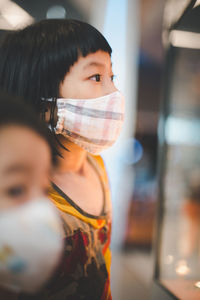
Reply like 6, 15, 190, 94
48, 155, 112, 300
19, 155, 112, 300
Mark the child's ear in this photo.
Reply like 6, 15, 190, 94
52, 102, 58, 126
40, 102, 58, 125
44, 102, 51, 123
40, 101, 49, 122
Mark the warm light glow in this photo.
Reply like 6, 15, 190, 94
194, 281, 200, 289
194, 0, 200, 8
0, 0, 34, 29
175, 260, 190, 276
169, 30, 200, 49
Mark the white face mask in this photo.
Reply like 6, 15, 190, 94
0, 198, 63, 293
55, 90, 125, 155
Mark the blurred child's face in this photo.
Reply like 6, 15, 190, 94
59, 50, 117, 99
0, 125, 51, 210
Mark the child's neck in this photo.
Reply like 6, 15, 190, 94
54, 137, 87, 175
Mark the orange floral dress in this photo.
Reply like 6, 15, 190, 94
47, 155, 112, 300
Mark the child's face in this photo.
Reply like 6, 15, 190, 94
0, 125, 52, 210
59, 50, 117, 99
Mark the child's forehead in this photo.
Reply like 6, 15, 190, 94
75, 50, 112, 70
0, 126, 50, 173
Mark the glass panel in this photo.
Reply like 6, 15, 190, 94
159, 48, 200, 300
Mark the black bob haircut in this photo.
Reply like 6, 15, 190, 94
0, 92, 57, 165
0, 19, 112, 110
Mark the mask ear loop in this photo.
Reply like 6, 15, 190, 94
49, 97, 69, 154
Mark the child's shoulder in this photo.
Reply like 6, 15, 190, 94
88, 154, 108, 182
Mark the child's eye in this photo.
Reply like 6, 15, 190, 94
89, 74, 101, 82
6, 185, 26, 198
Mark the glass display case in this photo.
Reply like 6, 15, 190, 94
152, 1, 200, 299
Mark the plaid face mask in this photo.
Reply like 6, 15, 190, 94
55, 91, 125, 155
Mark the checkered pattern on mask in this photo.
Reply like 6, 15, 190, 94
56, 91, 124, 155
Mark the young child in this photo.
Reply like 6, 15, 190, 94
0, 19, 124, 299
0, 94, 63, 298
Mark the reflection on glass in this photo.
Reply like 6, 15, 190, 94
159, 48, 200, 300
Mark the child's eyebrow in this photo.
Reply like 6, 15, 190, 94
3, 164, 30, 175
83, 62, 105, 69
83, 62, 112, 70
4, 164, 52, 175
3, 164, 52, 180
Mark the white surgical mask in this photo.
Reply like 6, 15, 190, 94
55, 90, 125, 155
0, 198, 63, 293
